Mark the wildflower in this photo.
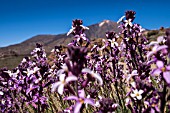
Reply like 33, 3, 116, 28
21, 58, 27, 63
152, 60, 170, 84
82, 68, 103, 85
0, 91, 4, 95
26, 84, 39, 95
108, 38, 119, 48
127, 70, 138, 81
4, 70, 19, 78
147, 45, 168, 59
124, 19, 133, 27
149, 36, 166, 46
56, 63, 69, 75
51, 74, 77, 95
64, 89, 94, 113
130, 89, 144, 100
23, 67, 40, 77
75, 33, 87, 42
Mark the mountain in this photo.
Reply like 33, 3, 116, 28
0, 20, 121, 69
0, 20, 121, 57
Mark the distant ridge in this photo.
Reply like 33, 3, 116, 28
0, 20, 121, 58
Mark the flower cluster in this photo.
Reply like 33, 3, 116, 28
1, 10, 170, 113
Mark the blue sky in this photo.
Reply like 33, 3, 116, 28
0, 0, 170, 47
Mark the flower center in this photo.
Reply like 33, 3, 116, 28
152, 103, 156, 107
161, 67, 166, 72
136, 93, 140, 97
61, 80, 65, 84
79, 98, 84, 104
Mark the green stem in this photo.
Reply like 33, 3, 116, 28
160, 82, 167, 113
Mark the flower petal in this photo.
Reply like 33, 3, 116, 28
137, 95, 142, 100
80, 25, 89, 30
149, 41, 158, 46
66, 75, 77, 83
117, 15, 125, 24
130, 82, 136, 88
51, 82, 61, 92
166, 65, 170, 70
157, 45, 168, 51
84, 98, 95, 106
156, 60, 164, 68
138, 90, 144, 94
59, 74, 66, 82
129, 22, 133, 27
157, 36, 164, 43
78, 89, 85, 98
82, 68, 91, 74
58, 84, 64, 95
67, 28, 74, 36
82, 36, 87, 40
74, 102, 82, 113
64, 96, 78, 101
0, 91, 4, 95
131, 70, 138, 75
57, 69, 65, 75
152, 69, 161, 76
147, 51, 155, 59
133, 89, 138, 94
82, 68, 103, 85
92, 72, 103, 85
163, 72, 170, 84
130, 93, 136, 98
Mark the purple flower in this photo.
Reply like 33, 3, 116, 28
26, 84, 39, 95
152, 60, 170, 84
149, 36, 165, 46
147, 45, 168, 59
64, 89, 94, 113
82, 68, 103, 85
51, 74, 77, 95
125, 10, 136, 22
67, 19, 89, 36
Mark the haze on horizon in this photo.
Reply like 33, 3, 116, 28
0, 0, 170, 47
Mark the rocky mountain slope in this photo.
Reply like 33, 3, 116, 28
0, 20, 121, 69
0, 20, 121, 58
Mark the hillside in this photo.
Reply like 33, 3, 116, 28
0, 20, 121, 69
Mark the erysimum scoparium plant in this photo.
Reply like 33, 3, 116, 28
0, 10, 170, 113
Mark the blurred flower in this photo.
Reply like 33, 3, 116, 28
97, 98, 118, 112
51, 74, 77, 95
0, 91, 4, 95
64, 89, 94, 113
149, 36, 166, 46
82, 68, 103, 85
23, 67, 40, 77
117, 15, 125, 24
147, 45, 168, 59
152, 60, 170, 84
127, 70, 138, 81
